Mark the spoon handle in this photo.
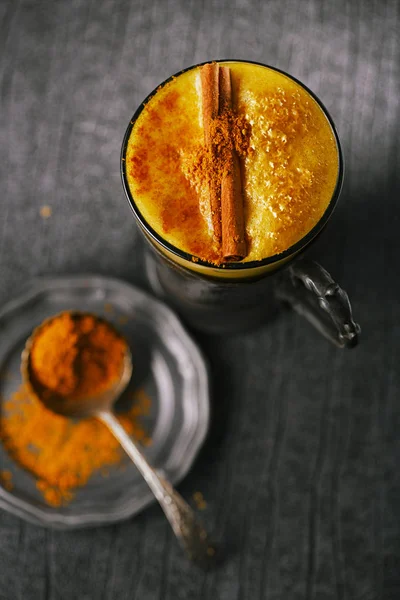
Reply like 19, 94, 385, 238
97, 410, 216, 568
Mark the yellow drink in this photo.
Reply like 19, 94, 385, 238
125, 62, 339, 265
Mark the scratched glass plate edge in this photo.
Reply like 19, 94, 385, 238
0, 275, 209, 528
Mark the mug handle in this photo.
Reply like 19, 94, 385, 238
274, 258, 361, 348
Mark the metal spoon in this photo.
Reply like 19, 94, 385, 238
21, 312, 216, 569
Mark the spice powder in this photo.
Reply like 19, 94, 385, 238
0, 384, 152, 507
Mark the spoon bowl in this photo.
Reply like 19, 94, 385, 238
21, 311, 133, 418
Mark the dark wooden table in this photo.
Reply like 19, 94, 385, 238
1, 1, 399, 598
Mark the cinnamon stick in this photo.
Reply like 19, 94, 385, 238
200, 63, 219, 144
219, 66, 247, 261
200, 63, 222, 243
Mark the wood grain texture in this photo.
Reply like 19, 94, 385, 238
0, 0, 399, 598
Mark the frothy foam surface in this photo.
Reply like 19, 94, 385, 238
125, 62, 339, 264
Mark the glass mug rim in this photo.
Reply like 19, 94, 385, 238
120, 59, 344, 273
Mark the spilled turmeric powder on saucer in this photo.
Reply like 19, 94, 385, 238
0, 383, 152, 507
0, 311, 153, 507
0, 469, 13, 491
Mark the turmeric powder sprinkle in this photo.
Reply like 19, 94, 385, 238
0, 383, 152, 506
39, 205, 52, 219
0, 469, 13, 491
192, 490, 207, 511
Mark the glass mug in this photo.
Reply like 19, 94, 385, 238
121, 60, 360, 347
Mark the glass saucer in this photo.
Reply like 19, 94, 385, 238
0, 275, 209, 528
